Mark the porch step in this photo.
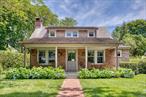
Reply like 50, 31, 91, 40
65, 72, 78, 79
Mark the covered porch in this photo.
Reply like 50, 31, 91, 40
23, 44, 119, 72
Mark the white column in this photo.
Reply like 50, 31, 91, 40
55, 47, 58, 68
85, 46, 88, 68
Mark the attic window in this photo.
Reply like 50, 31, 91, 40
48, 31, 56, 37
88, 32, 95, 37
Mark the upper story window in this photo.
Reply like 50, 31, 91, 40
88, 32, 96, 37
48, 31, 56, 37
65, 32, 78, 37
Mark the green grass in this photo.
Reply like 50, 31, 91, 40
0, 79, 63, 97
80, 74, 146, 97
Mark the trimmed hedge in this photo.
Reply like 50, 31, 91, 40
78, 68, 135, 79
120, 61, 146, 74
6, 67, 65, 79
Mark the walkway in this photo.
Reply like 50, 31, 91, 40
57, 72, 84, 97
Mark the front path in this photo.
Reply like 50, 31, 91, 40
57, 73, 84, 97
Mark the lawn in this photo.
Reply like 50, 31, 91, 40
0, 79, 63, 97
80, 74, 146, 97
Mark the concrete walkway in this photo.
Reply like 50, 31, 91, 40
57, 73, 84, 97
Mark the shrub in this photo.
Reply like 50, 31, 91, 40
138, 61, 146, 74
6, 67, 65, 79
118, 68, 135, 78
78, 68, 135, 79
120, 63, 139, 74
120, 61, 146, 74
99, 70, 114, 78
0, 51, 30, 69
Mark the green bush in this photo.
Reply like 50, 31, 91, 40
118, 68, 135, 78
0, 51, 30, 69
120, 61, 146, 74
78, 68, 135, 79
120, 63, 139, 74
138, 61, 146, 74
6, 67, 65, 79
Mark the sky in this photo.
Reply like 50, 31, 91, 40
44, 0, 146, 32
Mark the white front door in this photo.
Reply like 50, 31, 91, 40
67, 50, 76, 72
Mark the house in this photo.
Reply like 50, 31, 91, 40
21, 18, 129, 72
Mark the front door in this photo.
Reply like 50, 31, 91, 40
67, 50, 76, 72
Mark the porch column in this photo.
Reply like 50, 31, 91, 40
23, 47, 26, 67
55, 46, 58, 68
116, 45, 119, 70
85, 46, 88, 68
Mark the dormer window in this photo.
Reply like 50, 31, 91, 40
88, 32, 96, 37
65, 32, 78, 37
48, 31, 56, 37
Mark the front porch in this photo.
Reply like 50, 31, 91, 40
24, 44, 119, 72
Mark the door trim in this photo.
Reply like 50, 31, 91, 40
65, 48, 78, 71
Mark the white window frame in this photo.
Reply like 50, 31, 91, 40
117, 50, 122, 57
37, 48, 56, 65
48, 30, 56, 37
87, 49, 105, 64
88, 32, 96, 37
96, 50, 105, 64
88, 50, 95, 64
65, 31, 79, 38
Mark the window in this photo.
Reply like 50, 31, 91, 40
87, 50, 105, 64
117, 50, 122, 57
65, 32, 78, 37
88, 50, 95, 63
39, 50, 46, 64
97, 51, 104, 63
48, 50, 55, 65
88, 32, 95, 37
48, 31, 56, 37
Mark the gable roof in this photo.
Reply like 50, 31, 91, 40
21, 26, 118, 45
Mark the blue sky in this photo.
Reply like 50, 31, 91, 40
44, 0, 146, 32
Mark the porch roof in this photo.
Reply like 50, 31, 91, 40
20, 38, 119, 44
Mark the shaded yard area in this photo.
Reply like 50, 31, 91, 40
80, 74, 146, 97
0, 79, 63, 97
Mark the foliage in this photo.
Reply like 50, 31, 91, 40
118, 68, 135, 78
120, 60, 146, 74
0, 51, 30, 70
0, 0, 77, 50
5, 67, 65, 79
112, 19, 146, 56
78, 68, 135, 79
120, 63, 139, 74
59, 17, 77, 27
138, 61, 146, 74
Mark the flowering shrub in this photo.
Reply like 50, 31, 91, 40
78, 68, 135, 79
6, 67, 65, 79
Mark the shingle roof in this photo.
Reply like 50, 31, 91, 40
20, 38, 119, 44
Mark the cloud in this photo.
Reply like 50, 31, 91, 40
44, 0, 146, 27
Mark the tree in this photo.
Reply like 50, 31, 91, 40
0, 0, 77, 50
112, 19, 146, 56
59, 17, 77, 27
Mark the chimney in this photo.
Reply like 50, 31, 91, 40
35, 17, 43, 28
